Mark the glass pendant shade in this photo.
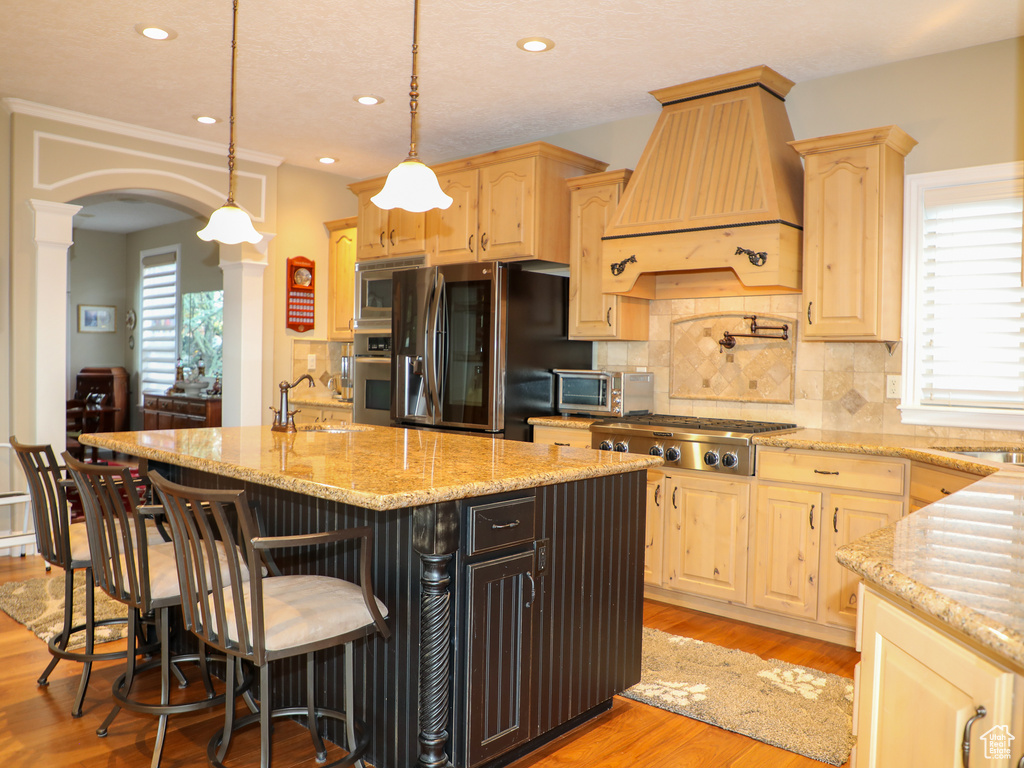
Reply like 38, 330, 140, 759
197, 202, 262, 244
371, 159, 453, 212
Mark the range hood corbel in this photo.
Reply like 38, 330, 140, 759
602, 66, 805, 300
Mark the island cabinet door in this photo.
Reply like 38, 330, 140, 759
464, 550, 535, 767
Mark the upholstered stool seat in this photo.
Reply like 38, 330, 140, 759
64, 453, 254, 768
149, 471, 390, 768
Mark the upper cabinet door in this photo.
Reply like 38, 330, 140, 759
432, 169, 479, 264
326, 218, 357, 341
478, 157, 536, 261
387, 206, 430, 258
355, 186, 389, 261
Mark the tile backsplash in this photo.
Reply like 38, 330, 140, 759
595, 293, 1021, 442
291, 340, 351, 393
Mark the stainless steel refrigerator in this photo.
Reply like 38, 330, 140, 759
391, 262, 592, 441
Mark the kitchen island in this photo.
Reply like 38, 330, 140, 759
81, 425, 661, 768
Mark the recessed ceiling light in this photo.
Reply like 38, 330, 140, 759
134, 23, 177, 41
318, 157, 337, 165
517, 37, 554, 53
195, 115, 218, 125
354, 95, 383, 106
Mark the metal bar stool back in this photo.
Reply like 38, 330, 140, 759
63, 453, 253, 768
149, 470, 390, 768
9, 436, 132, 717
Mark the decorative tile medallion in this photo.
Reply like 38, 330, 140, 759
670, 313, 795, 403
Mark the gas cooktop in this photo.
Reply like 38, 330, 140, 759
590, 414, 799, 475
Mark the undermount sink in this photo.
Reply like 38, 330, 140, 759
946, 449, 1024, 464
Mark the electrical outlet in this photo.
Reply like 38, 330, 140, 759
307, 354, 316, 370
886, 374, 901, 399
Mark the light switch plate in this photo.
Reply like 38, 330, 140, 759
886, 374, 900, 399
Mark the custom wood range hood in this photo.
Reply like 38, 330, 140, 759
602, 66, 805, 299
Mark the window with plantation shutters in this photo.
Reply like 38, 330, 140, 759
902, 162, 1024, 429
139, 247, 180, 397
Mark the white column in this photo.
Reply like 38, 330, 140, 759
27, 200, 80, 453
219, 243, 268, 427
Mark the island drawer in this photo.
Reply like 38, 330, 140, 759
467, 496, 536, 556
757, 448, 905, 496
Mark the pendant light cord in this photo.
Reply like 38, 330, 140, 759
226, 0, 240, 204
407, 0, 420, 161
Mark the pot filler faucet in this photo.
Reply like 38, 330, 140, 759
270, 374, 315, 433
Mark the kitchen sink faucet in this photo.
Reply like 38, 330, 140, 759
270, 374, 315, 433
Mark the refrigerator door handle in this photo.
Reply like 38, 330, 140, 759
425, 273, 445, 422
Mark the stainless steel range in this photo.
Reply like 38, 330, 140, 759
591, 414, 798, 475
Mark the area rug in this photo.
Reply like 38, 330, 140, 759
0, 570, 127, 648
623, 627, 854, 766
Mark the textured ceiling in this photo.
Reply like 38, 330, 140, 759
1, 0, 1021, 186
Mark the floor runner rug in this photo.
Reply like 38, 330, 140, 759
623, 627, 854, 765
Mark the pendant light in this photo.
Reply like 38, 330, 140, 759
198, 0, 262, 245
371, 0, 453, 213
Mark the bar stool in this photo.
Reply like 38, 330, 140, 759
148, 470, 390, 768
63, 453, 255, 768
9, 436, 163, 717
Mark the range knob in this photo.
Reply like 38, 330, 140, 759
665, 446, 681, 462
703, 450, 720, 467
649, 445, 664, 457
598, 439, 613, 451
614, 441, 629, 453
721, 451, 739, 468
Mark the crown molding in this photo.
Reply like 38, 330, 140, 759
2, 98, 284, 167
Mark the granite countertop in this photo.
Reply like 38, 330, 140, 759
527, 415, 600, 429
837, 470, 1024, 670
290, 393, 353, 410
81, 425, 661, 512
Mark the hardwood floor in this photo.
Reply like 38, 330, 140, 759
0, 553, 858, 768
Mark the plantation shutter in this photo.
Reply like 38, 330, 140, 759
140, 251, 178, 395
915, 178, 1024, 410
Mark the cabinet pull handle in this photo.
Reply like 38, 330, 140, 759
962, 705, 986, 768
606, 307, 612, 326
833, 508, 838, 533
524, 570, 536, 609
671, 487, 678, 509
468, 234, 474, 253
554, 442, 570, 446
348, 318, 354, 331
379, 231, 386, 247
809, 504, 815, 530
807, 301, 813, 325
655, 484, 661, 506
490, 520, 521, 530
389, 229, 396, 247
814, 469, 839, 475
480, 233, 489, 251
941, 487, 952, 495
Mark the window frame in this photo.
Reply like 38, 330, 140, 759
899, 161, 1024, 430
138, 244, 182, 400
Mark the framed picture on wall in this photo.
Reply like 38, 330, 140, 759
78, 304, 116, 333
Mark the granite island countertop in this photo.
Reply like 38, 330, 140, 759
81, 425, 661, 512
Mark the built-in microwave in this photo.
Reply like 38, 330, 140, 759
553, 369, 654, 417
354, 254, 426, 331
352, 331, 393, 426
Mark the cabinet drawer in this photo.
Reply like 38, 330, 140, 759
757, 449, 905, 496
909, 463, 981, 507
532, 425, 592, 449
467, 497, 536, 556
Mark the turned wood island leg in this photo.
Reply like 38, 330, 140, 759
413, 503, 460, 768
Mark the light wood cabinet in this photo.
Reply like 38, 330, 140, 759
662, 472, 750, 603
531, 424, 592, 449
754, 448, 905, 628
645, 471, 665, 587
856, 588, 1021, 768
430, 145, 607, 265
352, 184, 430, 261
909, 460, 985, 513
567, 171, 649, 341
791, 126, 917, 342
325, 217, 357, 341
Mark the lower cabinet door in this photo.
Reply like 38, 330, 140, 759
663, 473, 750, 602
644, 471, 665, 587
858, 590, 1016, 768
752, 484, 822, 619
465, 550, 535, 767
